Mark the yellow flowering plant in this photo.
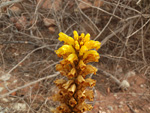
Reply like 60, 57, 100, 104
52, 31, 101, 113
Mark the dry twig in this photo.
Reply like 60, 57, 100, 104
0, 72, 59, 98
0, 0, 23, 8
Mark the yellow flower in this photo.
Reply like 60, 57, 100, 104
83, 50, 100, 63
56, 64, 71, 76
60, 54, 78, 67
78, 60, 86, 70
68, 84, 76, 96
85, 90, 94, 101
68, 68, 76, 78
55, 45, 75, 58
53, 90, 67, 102
58, 32, 74, 46
54, 79, 66, 88
84, 40, 101, 50
84, 33, 90, 43
80, 33, 85, 39
79, 65, 97, 78
85, 78, 96, 87
66, 53, 78, 64
75, 41, 80, 50
76, 75, 85, 84
57, 103, 71, 113
62, 80, 74, 90
75, 90, 86, 102
80, 41, 84, 46
79, 45, 88, 56
69, 97, 77, 107
73, 30, 79, 41
53, 30, 101, 113
74, 102, 93, 113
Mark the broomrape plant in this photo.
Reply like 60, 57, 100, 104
52, 31, 101, 113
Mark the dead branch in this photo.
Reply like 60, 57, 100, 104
0, 72, 59, 98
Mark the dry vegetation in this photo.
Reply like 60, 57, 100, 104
0, 0, 150, 113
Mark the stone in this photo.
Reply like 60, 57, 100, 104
13, 103, 26, 111
140, 84, 144, 88
120, 80, 130, 89
48, 26, 55, 34
0, 73, 11, 81
107, 106, 113, 111
118, 105, 122, 108
43, 18, 55, 27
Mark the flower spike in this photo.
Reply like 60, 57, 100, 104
52, 31, 101, 113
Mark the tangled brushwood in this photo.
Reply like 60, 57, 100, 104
52, 31, 101, 113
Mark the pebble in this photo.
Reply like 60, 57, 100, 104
99, 111, 106, 113
120, 101, 123, 105
118, 105, 123, 108
131, 92, 137, 97
120, 80, 130, 89
107, 106, 113, 111
0, 106, 9, 113
2, 98, 9, 103
0, 74, 11, 81
140, 84, 144, 88
114, 93, 117, 97
99, 107, 102, 110
13, 103, 26, 111
0, 87, 4, 92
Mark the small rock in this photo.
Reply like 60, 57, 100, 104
13, 79, 17, 84
0, 106, 9, 113
114, 93, 117, 97
106, 110, 111, 113
43, 18, 55, 27
131, 92, 137, 97
99, 111, 106, 113
0, 87, 4, 92
99, 107, 102, 110
13, 103, 26, 111
120, 101, 123, 105
120, 80, 130, 89
2, 98, 9, 102
107, 106, 113, 111
0, 73, 11, 81
140, 84, 144, 88
48, 26, 55, 34
102, 112, 106, 113
118, 105, 122, 108
24, 73, 29, 77
14, 52, 19, 56
0, 106, 2, 110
